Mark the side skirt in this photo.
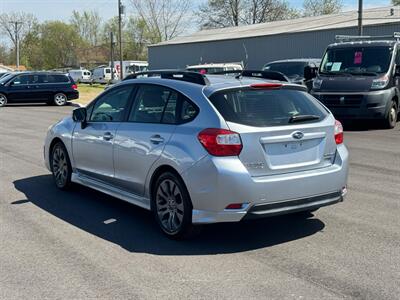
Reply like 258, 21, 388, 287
71, 172, 151, 211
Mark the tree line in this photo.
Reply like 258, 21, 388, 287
1, 0, 396, 71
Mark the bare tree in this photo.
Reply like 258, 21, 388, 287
70, 10, 102, 46
0, 12, 37, 47
130, 0, 191, 43
198, 0, 298, 29
303, 0, 342, 17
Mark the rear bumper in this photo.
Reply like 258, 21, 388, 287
67, 91, 79, 100
183, 144, 349, 224
312, 89, 394, 120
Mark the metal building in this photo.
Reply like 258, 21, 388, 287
148, 6, 400, 70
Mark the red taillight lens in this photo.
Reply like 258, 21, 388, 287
334, 120, 344, 145
72, 84, 78, 90
198, 128, 242, 156
250, 83, 282, 89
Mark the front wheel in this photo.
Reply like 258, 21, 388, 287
54, 93, 67, 106
153, 172, 200, 239
51, 142, 72, 190
0, 93, 7, 107
383, 101, 398, 129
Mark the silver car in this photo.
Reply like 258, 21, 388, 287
44, 71, 349, 239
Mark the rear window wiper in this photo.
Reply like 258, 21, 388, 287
289, 114, 320, 123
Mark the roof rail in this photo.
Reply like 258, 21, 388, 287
124, 70, 210, 85
212, 69, 289, 82
335, 32, 400, 42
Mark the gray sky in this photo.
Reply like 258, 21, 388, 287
0, 0, 391, 23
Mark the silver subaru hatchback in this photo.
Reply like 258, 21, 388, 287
44, 71, 349, 239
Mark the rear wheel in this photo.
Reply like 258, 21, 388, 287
54, 93, 67, 106
153, 172, 199, 239
383, 101, 397, 129
0, 93, 7, 107
51, 142, 72, 190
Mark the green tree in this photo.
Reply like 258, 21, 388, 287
303, 0, 342, 17
40, 21, 86, 69
392, 0, 400, 5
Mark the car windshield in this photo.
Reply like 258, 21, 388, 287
320, 46, 393, 75
0, 73, 14, 84
263, 62, 307, 78
209, 88, 327, 127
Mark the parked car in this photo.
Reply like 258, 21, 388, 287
92, 66, 118, 84
0, 72, 78, 107
44, 70, 348, 239
69, 69, 92, 84
186, 63, 243, 74
111, 61, 148, 79
311, 34, 400, 129
263, 58, 320, 90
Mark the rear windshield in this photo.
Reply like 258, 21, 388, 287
320, 46, 393, 74
209, 89, 328, 127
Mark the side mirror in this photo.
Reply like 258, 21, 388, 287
304, 66, 318, 81
72, 107, 87, 128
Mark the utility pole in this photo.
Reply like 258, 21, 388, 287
118, 0, 124, 79
358, 0, 363, 36
10, 21, 23, 71
110, 32, 116, 81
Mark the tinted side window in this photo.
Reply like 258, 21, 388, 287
396, 47, 400, 65
180, 98, 198, 122
11, 75, 30, 85
129, 85, 171, 123
90, 86, 134, 122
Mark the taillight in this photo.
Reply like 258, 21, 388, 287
72, 84, 78, 90
334, 120, 344, 145
198, 128, 242, 156
250, 83, 282, 89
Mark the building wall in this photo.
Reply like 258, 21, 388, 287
148, 23, 400, 70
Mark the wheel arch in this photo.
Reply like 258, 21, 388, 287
48, 137, 65, 170
148, 164, 192, 211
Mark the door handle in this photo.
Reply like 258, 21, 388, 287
150, 134, 164, 144
103, 132, 114, 141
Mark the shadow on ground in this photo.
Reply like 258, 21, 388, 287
13, 175, 325, 255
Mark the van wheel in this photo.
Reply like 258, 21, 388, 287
152, 172, 200, 239
384, 101, 397, 129
0, 93, 7, 107
54, 93, 67, 106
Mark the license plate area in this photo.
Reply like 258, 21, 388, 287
264, 138, 323, 170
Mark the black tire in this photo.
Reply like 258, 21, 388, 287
152, 172, 200, 239
50, 142, 72, 190
383, 101, 398, 129
0, 93, 7, 107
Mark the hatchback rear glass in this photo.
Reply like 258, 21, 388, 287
209, 89, 328, 127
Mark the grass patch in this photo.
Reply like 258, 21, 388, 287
72, 83, 106, 106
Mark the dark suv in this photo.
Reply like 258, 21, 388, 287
311, 35, 400, 128
0, 72, 79, 107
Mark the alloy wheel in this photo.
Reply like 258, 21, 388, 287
0, 94, 7, 107
52, 146, 69, 187
156, 179, 185, 234
54, 94, 67, 106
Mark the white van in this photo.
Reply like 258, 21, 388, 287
92, 67, 118, 84
112, 61, 148, 79
68, 69, 92, 83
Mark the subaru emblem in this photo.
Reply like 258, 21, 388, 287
292, 131, 304, 139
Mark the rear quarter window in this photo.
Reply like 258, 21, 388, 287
209, 88, 328, 127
